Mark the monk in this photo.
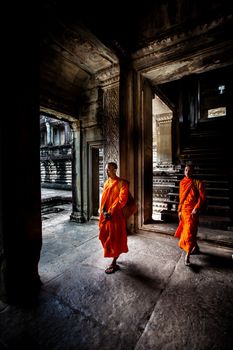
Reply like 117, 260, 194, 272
175, 164, 206, 266
99, 162, 129, 274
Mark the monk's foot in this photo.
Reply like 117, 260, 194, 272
105, 264, 120, 274
184, 254, 191, 266
191, 245, 200, 255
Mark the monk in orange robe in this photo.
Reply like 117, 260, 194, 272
99, 162, 129, 274
175, 164, 206, 266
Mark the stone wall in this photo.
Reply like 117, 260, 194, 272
40, 116, 72, 189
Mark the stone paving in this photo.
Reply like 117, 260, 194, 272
0, 203, 233, 350
40, 187, 233, 248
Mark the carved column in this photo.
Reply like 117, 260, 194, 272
70, 121, 85, 223
102, 83, 120, 173
156, 113, 173, 167
45, 120, 51, 145
141, 79, 153, 224
119, 64, 139, 231
64, 123, 70, 144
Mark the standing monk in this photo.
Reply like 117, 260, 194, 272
175, 164, 206, 266
99, 162, 129, 274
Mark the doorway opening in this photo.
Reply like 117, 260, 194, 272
40, 114, 73, 220
89, 145, 104, 219
152, 94, 174, 221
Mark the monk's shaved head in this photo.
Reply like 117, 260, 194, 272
107, 162, 117, 170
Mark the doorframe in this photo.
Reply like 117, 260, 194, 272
88, 141, 103, 220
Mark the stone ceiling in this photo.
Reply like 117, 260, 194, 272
40, 0, 120, 115
40, 0, 233, 115
133, 15, 233, 85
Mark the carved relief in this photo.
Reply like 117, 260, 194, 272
132, 15, 233, 83
156, 113, 173, 123
96, 65, 120, 87
49, 21, 118, 74
102, 84, 120, 171
133, 15, 232, 62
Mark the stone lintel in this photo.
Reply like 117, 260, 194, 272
156, 113, 173, 123
40, 106, 78, 123
133, 15, 232, 62
96, 65, 120, 88
132, 15, 233, 81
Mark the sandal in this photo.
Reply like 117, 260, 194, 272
105, 264, 120, 274
184, 254, 191, 266
191, 244, 200, 255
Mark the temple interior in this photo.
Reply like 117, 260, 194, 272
0, 1, 233, 348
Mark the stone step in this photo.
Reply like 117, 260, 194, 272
156, 199, 230, 210
206, 187, 230, 192
41, 196, 72, 213
180, 156, 228, 164
207, 195, 230, 200
160, 210, 232, 230
205, 205, 231, 215
163, 182, 230, 189
167, 192, 230, 199
154, 196, 230, 205
176, 173, 229, 178
199, 215, 232, 231
204, 180, 230, 187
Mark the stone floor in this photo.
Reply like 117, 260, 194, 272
41, 188, 73, 200
0, 190, 233, 349
40, 187, 233, 248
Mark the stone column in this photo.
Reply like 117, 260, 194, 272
119, 66, 134, 180
119, 64, 139, 231
141, 79, 153, 224
70, 120, 85, 223
102, 83, 120, 174
64, 123, 70, 144
0, 5, 42, 304
1, 83, 42, 304
45, 120, 51, 145
156, 113, 173, 166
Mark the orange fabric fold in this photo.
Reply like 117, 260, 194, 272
175, 177, 206, 254
99, 177, 129, 257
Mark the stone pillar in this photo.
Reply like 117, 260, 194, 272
102, 83, 120, 175
45, 120, 51, 145
70, 121, 85, 223
119, 64, 139, 231
0, 80, 42, 304
0, 4, 42, 304
141, 79, 153, 224
119, 67, 134, 180
156, 113, 173, 166
64, 123, 70, 144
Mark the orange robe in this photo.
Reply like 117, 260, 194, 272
175, 177, 206, 254
99, 176, 129, 258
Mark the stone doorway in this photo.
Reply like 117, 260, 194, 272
89, 145, 104, 219
152, 94, 174, 221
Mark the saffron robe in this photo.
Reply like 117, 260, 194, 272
99, 176, 129, 258
175, 177, 206, 254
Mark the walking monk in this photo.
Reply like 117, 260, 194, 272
175, 163, 206, 266
99, 162, 129, 274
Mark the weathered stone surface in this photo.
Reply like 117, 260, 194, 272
0, 211, 232, 349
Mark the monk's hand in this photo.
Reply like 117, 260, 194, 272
178, 212, 182, 221
191, 208, 198, 216
103, 212, 111, 220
